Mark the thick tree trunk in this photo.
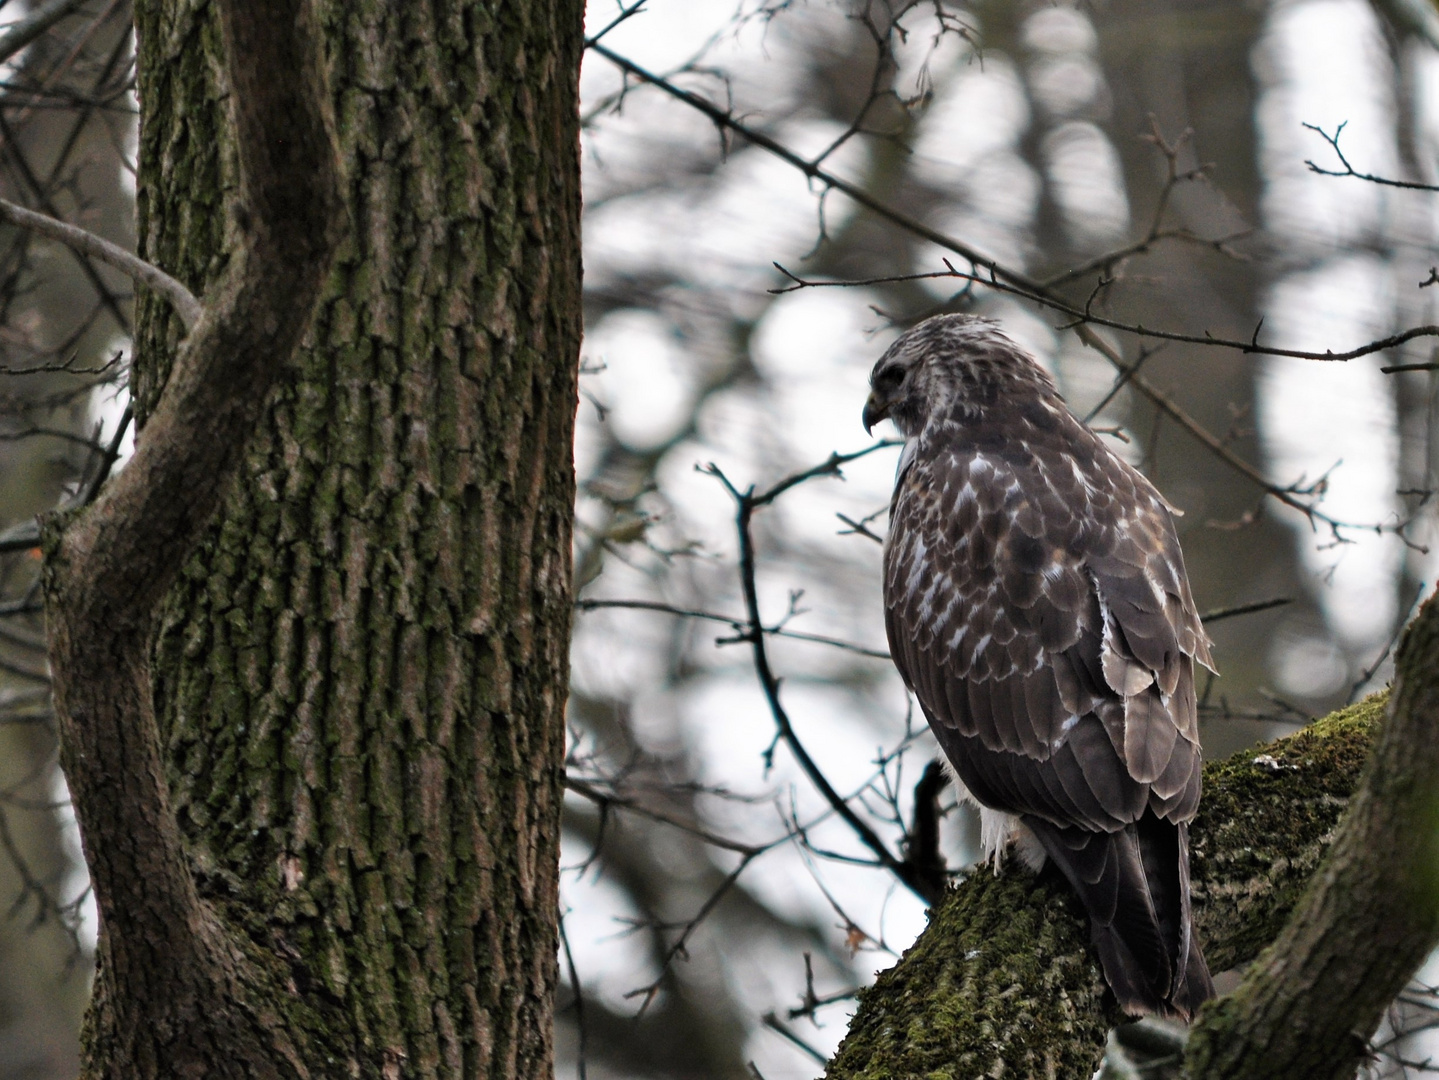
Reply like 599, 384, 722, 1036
826, 693, 1384, 1079
47, 2, 583, 1077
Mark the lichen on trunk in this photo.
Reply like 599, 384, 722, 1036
60, 2, 585, 1076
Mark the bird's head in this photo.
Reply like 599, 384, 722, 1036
863, 313, 1057, 437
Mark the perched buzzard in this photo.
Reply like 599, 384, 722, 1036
864, 314, 1215, 1019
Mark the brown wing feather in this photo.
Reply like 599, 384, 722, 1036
884, 396, 1208, 826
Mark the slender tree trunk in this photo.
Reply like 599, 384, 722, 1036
49, 2, 583, 1076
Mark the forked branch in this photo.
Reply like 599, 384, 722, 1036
827, 695, 1385, 1078
703, 447, 950, 907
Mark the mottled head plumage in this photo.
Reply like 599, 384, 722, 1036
863, 314, 1058, 437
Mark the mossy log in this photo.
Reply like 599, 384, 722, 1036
826, 693, 1385, 1080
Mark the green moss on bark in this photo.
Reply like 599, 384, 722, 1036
829, 867, 1114, 1080
94, 1, 586, 1077
827, 695, 1383, 1080
1189, 694, 1381, 973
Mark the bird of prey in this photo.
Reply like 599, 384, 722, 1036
863, 313, 1215, 1019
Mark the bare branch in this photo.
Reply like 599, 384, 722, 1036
39, 0, 342, 1035
0, 519, 38, 554
1082, 343, 1164, 425
0, 391, 132, 556
0, 196, 201, 329
762, 1012, 829, 1065
835, 508, 885, 544
586, 39, 1439, 564
775, 260, 1439, 364
0, 597, 42, 617
558, 913, 589, 1080
1077, 330, 1424, 549
575, 596, 892, 658
0, 0, 93, 69
583, 0, 647, 48
786, 953, 859, 1021
564, 775, 772, 856
1303, 121, 1439, 192
702, 455, 943, 906
828, 696, 1384, 1079
899, 759, 948, 902
623, 852, 758, 1016
1199, 597, 1294, 624
587, 41, 1021, 295
0, 104, 135, 334
1348, 581, 1427, 704
595, 44, 1438, 369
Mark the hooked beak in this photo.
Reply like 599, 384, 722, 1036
862, 392, 889, 436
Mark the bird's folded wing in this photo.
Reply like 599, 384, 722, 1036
884, 423, 1208, 828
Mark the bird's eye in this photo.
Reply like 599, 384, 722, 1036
875, 366, 904, 392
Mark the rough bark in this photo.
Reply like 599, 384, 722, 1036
826, 693, 1383, 1080
45, 1, 583, 1077
1186, 595, 1439, 1080
41, 0, 343, 1076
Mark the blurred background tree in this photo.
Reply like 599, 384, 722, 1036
3, 0, 1439, 1077
0, 1, 133, 1076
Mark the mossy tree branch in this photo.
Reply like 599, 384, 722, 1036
826, 693, 1385, 1080
1186, 594, 1439, 1079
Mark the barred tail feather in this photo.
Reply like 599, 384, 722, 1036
1024, 813, 1214, 1020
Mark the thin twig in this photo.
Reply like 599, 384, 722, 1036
786, 953, 860, 1021
1349, 582, 1428, 704
1303, 121, 1439, 193
0, 108, 134, 335
575, 597, 892, 658
79, 402, 131, 506
583, 0, 646, 47
1082, 343, 1163, 425
1200, 597, 1294, 624
0, 405, 132, 555
623, 852, 758, 1016
594, 44, 1439, 367
585, 41, 1438, 554
558, 912, 588, 1080
775, 260, 1439, 365
761, 1011, 829, 1065
564, 775, 772, 856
